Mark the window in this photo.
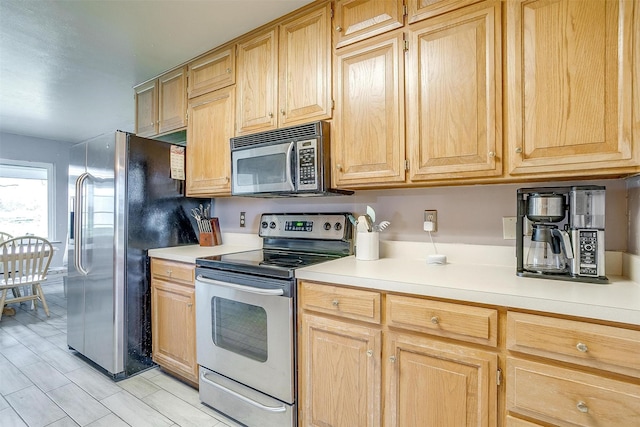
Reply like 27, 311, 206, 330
0, 160, 55, 239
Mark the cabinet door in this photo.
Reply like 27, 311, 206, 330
151, 279, 197, 383
333, 30, 406, 187
188, 46, 235, 98
334, 0, 404, 48
279, 3, 332, 126
506, 0, 638, 175
407, 0, 482, 24
134, 79, 157, 137
407, 1, 502, 182
236, 28, 278, 135
385, 331, 498, 427
158, 67, 187, 134
299, 313, 381, 427
186, 87, 234, 196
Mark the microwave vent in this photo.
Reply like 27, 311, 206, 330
231, 121, 323, 149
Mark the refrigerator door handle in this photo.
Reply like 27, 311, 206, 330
74, 172, 90, 275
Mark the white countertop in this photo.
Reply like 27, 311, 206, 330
147, 233, 262, 264
296, 241, 640, 326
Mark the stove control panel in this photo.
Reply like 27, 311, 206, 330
259, 213, 351, 240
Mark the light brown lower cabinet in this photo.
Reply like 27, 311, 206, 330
298, 280, 499, 427
150, 258, 198, 385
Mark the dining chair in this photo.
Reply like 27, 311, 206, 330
0, 236, 53, 321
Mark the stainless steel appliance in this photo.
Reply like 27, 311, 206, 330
195, 213, 353, 427
68, 131, 206, 379
230, 121, 353, 197
516, 186, 607, 283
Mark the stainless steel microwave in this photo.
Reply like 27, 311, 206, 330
230, 121, 353, 197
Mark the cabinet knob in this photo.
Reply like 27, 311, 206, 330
389, 356, 396, 363
336, 164, 343, 172
226, 68, 231, 74
166, 269, 172, 277
515, 147, 523, 154
280, 109, 285, 116
576, 401, 589, 413
332, 299, 339, 307
268, 112, 274, 118
430, 316, 439, 325
187, 303, 193, 308
366, 350, 373, 357
488, 151, 496, 158
335, 26, 343, 32
576, 342, 588, 353
150, 122, 154, 126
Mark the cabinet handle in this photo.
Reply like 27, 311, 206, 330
366, 350, 373, 357
488, 151, 496, 158
187, 303, 193, 308
389, 356, 396, 363
166, 269, 172, 277
268, 112, 274, 118
515, 147, 523, 154
576, 401, 588, 413
576, 342, 588, 353
430, 316, 439, 325
335, 26, 343, 32
280, 109, 285, 116
332, 299, 339, 307
336, 164, 343, 172
226, 68, 231, 73
150, 122, 154, 126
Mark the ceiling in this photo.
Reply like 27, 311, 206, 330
0, 0, 313, 144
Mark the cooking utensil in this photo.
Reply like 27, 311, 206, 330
366, 206, 376, 223
357, 216, 369, 232
374, 220, 390, 231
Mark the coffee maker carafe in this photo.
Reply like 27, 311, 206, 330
516, 186, 608, 284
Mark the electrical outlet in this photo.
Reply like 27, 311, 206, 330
502, 217, 517, 239
424, 210, 437, 232
240, 211, 246, 227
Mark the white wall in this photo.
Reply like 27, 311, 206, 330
0, 132, 71, 268
211, 178, 632, 252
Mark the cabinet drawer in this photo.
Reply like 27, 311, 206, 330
507, 358, 640, 427
299, 281, 381, 324
506, 415, 543, 427
507, 311, 640, 378
387, 294, 498, 346
151, 258, 194, 285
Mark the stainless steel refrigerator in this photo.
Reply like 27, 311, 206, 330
67, 131, 205, 379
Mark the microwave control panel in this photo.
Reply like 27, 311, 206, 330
296, 139, 319, 190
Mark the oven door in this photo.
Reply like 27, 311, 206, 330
195, 271, 294, 404
231, 142, 295, 195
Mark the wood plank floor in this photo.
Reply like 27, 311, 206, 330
0, 281, 241, 427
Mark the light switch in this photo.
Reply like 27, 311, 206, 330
502, 217, 517, 239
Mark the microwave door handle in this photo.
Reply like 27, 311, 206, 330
196, 275, 284, 296
285, 141, 295, 191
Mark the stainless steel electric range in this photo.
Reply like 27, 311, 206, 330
195, 213, 353, 427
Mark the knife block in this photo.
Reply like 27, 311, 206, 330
199, 218, 222, 246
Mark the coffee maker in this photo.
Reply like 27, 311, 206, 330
516, 186, 607, 284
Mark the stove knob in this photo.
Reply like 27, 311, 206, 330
323, 222, 331, 231
261, 221, 268, 229
334, 222, 343, 231
269, 221, 276, 229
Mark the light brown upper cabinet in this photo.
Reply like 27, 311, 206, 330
334, 0, 405, 48
406, 0, 482, 24
333, 30, 406, 187
506, 0, 639, 176
236, 3, 332, 136
187, 45, 235, 99
186, 86, 235, 197
407, 1, 502, 181
134, 66, 187, 137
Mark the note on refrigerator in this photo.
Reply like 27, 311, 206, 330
170, 145, 185, 180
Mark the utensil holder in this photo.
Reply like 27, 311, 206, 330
199, 218, 222, 247
356, 231, 379, 261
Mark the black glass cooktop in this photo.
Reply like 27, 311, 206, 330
196, 249, 341, 279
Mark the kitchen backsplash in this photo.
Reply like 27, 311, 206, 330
211, 177, 636, 253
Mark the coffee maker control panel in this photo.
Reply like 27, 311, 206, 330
577, 230, 599, 276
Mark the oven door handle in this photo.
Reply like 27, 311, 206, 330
196, 275, 285, 296
200, 370, 287, 413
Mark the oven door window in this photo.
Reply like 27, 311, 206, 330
211, 296, 268, 362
